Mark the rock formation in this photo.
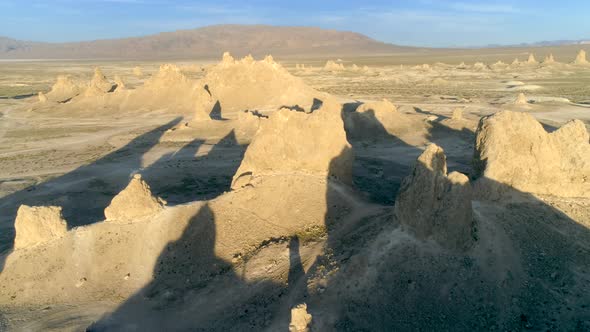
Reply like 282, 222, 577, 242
393, 144, 474, 250
289, 303, 312, 332
104, 174, 166, 222
46, 75, 80, 102
200, 53, 320, 114
14, 205, 68, 249
527, 53, 538, 64
324, 60, 345, 71
232, 99, 352, 189
451, 108, 463, 121
574, 50, 588, 65
84, 68, 114, 96
344, 98, 422, 140
132, 66, 143, 76
114, 75, 126, 91
511, 58, 520, 66
514, 92, 528, 105
38, 91, 47, 103
543, 54, 556, 64
473, 111, 590, 198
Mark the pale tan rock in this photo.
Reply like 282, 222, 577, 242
104, 174, 165, 222
514, 92, 528, 105
232, 100, 352, 188
114, 75, 126, 91
201, 53, 320, 112
46, 75, 80, 102
38, 91, 47, 103
393, 144, 474, 250
289, 303, 312, 332
543, 54, 556, 64
344, 98, 424, 139
473, 111, 590, 198
324, 60, 345, 71
84, 67, 114, 96
14, 205, 68, 249
574, 50, 588, 65
511, 58, 520, 66
527, 53, 538, 64
451, 108, 463, 121
132, 66, 143, 77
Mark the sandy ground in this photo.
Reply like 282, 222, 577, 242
0, 51, 589, 331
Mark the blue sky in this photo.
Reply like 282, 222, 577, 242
1, 0, 589, 47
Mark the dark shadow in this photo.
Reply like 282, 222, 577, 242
141, 130, 246, 205
107, 84, 117, 93
310, 98, 324, 113
0, 93, 36, 100
87, 202, 304, 331
304, 118, 590, 331
340, 101, 422, 204
0, 117, 181, 272
209, 100, 229, 121
280, 104, 306, 113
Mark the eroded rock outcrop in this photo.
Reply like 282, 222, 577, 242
289, 303, 312, 332
84, 68, 115, 97
514, 92, 528, 105
104, 174, 166, 222
14, 205, 68, 249
232, 100, 352, 188
574, 50, 588, 65
344, 98, 423, 140
527, 53, 538, 64
324, 60, 345, 71
473, 111, 590, 198
201, 53, 320, 113
46, 75, 80, 102
543, 54, 556, 64
394, 144, 474, 250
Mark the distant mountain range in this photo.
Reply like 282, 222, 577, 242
486, 39, 590, 48
0, 25, 416, 60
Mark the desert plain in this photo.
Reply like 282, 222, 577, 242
0, 46, 589, 331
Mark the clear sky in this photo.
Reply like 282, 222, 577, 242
1, 0, 589, 47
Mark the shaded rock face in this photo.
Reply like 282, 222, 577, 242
473, 111, 590, 198
14, 205, 68, 249
232, 101, 353, 189
289, 303, 312, 332
393, 144, 474, 250
201, 53, 320, 113
46, 75, 80, 102
85, 68, 115, 96
104, 174, 165, 222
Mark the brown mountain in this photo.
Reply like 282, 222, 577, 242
0, 25, 415, 60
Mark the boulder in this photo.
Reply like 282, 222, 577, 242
14, 205, 68, 249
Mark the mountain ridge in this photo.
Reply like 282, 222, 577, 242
0, 24, 416, 60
